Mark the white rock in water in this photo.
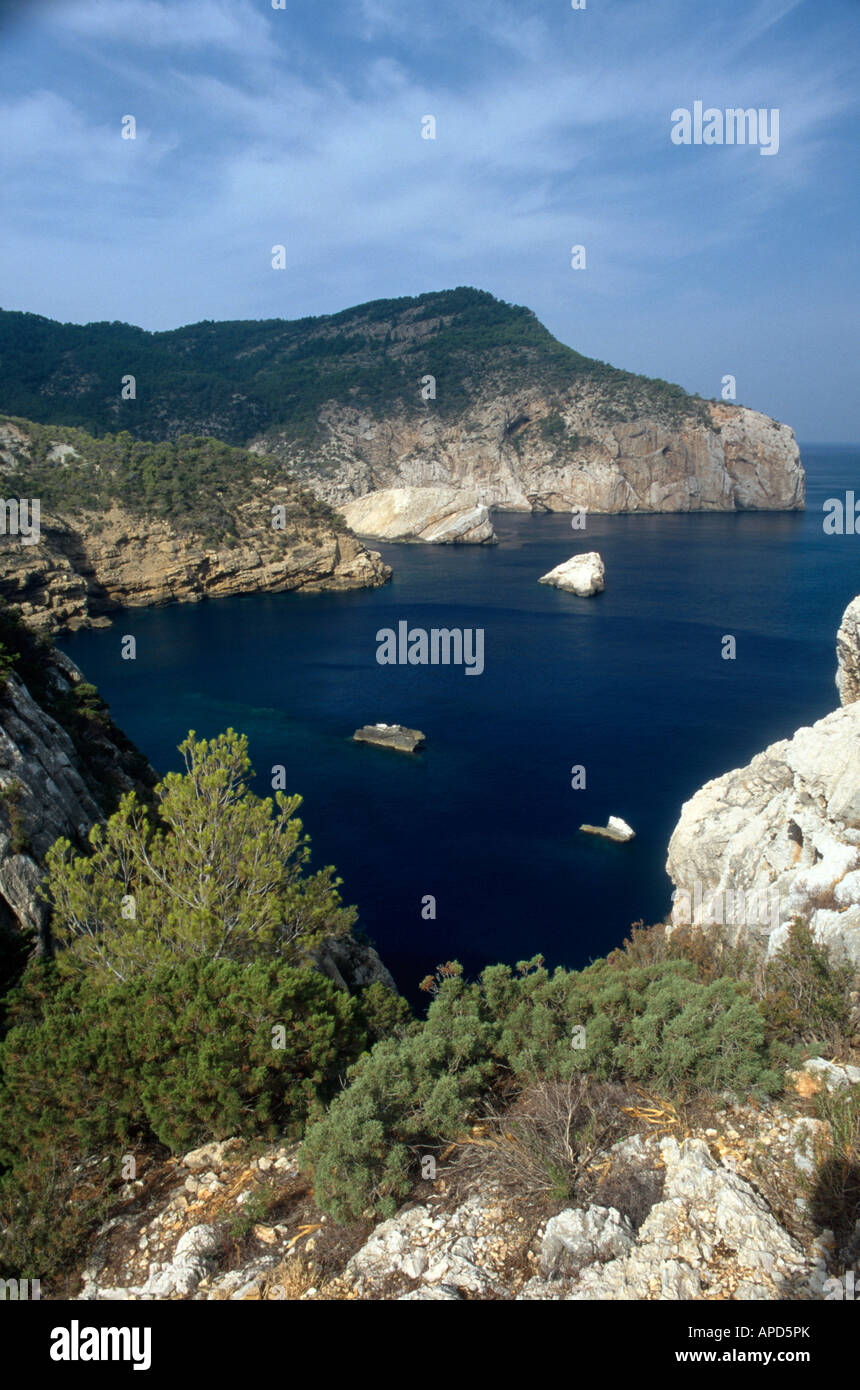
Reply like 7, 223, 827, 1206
580, 816, 635, 842
538, 552, 605, 596
607, 816, 635, 841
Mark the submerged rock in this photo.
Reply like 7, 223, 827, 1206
581, 816, 635, 842
353, 723, 425, 753
538, 552, 605, 596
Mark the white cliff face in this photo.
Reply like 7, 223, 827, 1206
339, 486, 496, 544
538, 551, 605, 595
271, 394, 804, 536
836, 595, 860, 707
666, 594, 860, 968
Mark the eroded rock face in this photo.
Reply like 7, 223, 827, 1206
0, 653, 154, 943
273, 396, 804, 523
0, 507, 391, 637
72, 1098, 843, 1301
521, 1138, 810, 1301
837, 595, 860, 707
538, 551, 605, 595
340, 486, 496, 543
666, 594, 860, 968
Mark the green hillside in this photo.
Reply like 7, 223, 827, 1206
0, 287, 710, 450
0, 416, 346, 543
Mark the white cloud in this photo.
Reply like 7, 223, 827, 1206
53, 0, 270, 51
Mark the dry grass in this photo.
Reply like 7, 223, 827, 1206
442, 1077, 649, 1219
261, 1257, 326, 1301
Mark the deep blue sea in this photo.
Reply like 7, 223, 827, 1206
60, 447, 860, 1000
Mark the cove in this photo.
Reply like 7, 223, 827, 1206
60, 447, 860, 1002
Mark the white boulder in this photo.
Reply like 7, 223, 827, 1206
538, 552, 605, 596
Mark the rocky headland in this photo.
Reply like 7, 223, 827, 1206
0, 291, 805, 548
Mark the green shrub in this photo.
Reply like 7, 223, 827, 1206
810, 1082, 860, 1249
45, 729, 357, 983
302, 971, 496, 1221
0, 1147, 111, 1286
0, 958, 368, 1166
0, 642, 17, 690
302, 953, 782, 1222
0, 779, 30, 855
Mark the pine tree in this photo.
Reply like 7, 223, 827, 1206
44, 729, 356, 983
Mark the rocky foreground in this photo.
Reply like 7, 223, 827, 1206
72, 1056, 859, 1303
0, 292, 806, 548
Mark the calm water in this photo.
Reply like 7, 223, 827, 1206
61, 447, 860, 998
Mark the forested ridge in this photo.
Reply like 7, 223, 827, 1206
0, 287, 711, 449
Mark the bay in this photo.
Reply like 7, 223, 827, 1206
60, 446, 860, 999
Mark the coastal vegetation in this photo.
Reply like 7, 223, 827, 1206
0, 711, 856, 1283
0, 415, 347, 541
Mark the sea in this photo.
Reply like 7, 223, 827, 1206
60, 446, 860, 1001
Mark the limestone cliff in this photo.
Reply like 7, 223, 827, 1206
0, 417, 391, 635
666, 594, 860, 968
273, 396, 804, 535
72, 1111, 839, 1302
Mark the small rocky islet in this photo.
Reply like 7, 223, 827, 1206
352, 723, 426, 754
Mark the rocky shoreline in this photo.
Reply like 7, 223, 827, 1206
0, 417, 391, 636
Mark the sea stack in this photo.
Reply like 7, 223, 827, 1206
539, 552, 605, 596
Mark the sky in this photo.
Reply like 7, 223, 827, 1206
0, 0, 858, 440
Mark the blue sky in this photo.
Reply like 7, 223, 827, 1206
0, 0, 858, 439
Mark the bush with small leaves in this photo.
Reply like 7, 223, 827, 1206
0, 958, 368, 1166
